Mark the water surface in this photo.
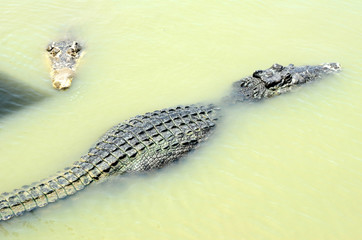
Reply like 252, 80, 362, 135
0, 0, 361, 239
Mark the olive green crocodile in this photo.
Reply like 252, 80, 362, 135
0, 62, 341, 221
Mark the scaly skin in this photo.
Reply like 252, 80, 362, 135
0, 63, 341, 221
46, 40, 83, 90
0, 105, 219, 221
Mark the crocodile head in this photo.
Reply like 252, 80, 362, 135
46, 40, 83, 90
228, 63, 341, 103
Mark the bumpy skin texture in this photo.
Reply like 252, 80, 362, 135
0, 105, 219, 221
0, 63, 341, 221
46, 40, 83, 90
225, 63, 341, 103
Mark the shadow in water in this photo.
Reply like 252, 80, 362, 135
0, 73, 48, 118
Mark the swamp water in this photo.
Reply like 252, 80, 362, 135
0, 0, 361, 239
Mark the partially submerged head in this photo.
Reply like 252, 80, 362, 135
227, 63, 341, 103
46, 40, 83, 90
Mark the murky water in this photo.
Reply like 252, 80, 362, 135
0, 0, 361, 239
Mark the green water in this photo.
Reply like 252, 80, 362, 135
0, 0, 361, 239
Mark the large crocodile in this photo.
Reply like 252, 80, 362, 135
46, 40, 83, 90
0, 62, 341, 221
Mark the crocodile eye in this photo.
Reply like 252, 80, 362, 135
71, 41, 82, 53
46, 42, 56, 52
74, 42, 81, 52
46, 45, 53, 52
239, 80, 247, 87
49, 47, 60, 57
67, 48, 77, 57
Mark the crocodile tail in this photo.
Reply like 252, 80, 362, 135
0, 161, 102, 221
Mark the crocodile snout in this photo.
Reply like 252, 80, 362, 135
51, 68, 75, 90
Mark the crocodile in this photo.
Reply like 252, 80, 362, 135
0, 62, 341, 221
46, 40, 83, 90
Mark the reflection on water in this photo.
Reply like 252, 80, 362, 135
0, 0, 361, 239
0, 73, 47, 119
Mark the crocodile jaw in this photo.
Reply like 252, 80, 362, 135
51, 68, 75, 90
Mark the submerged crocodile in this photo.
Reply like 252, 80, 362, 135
0, 63, 341, 221
46, 40, 83, 90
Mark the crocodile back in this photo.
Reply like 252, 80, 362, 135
0, 104, 221, 221
80, 104, 221, 175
